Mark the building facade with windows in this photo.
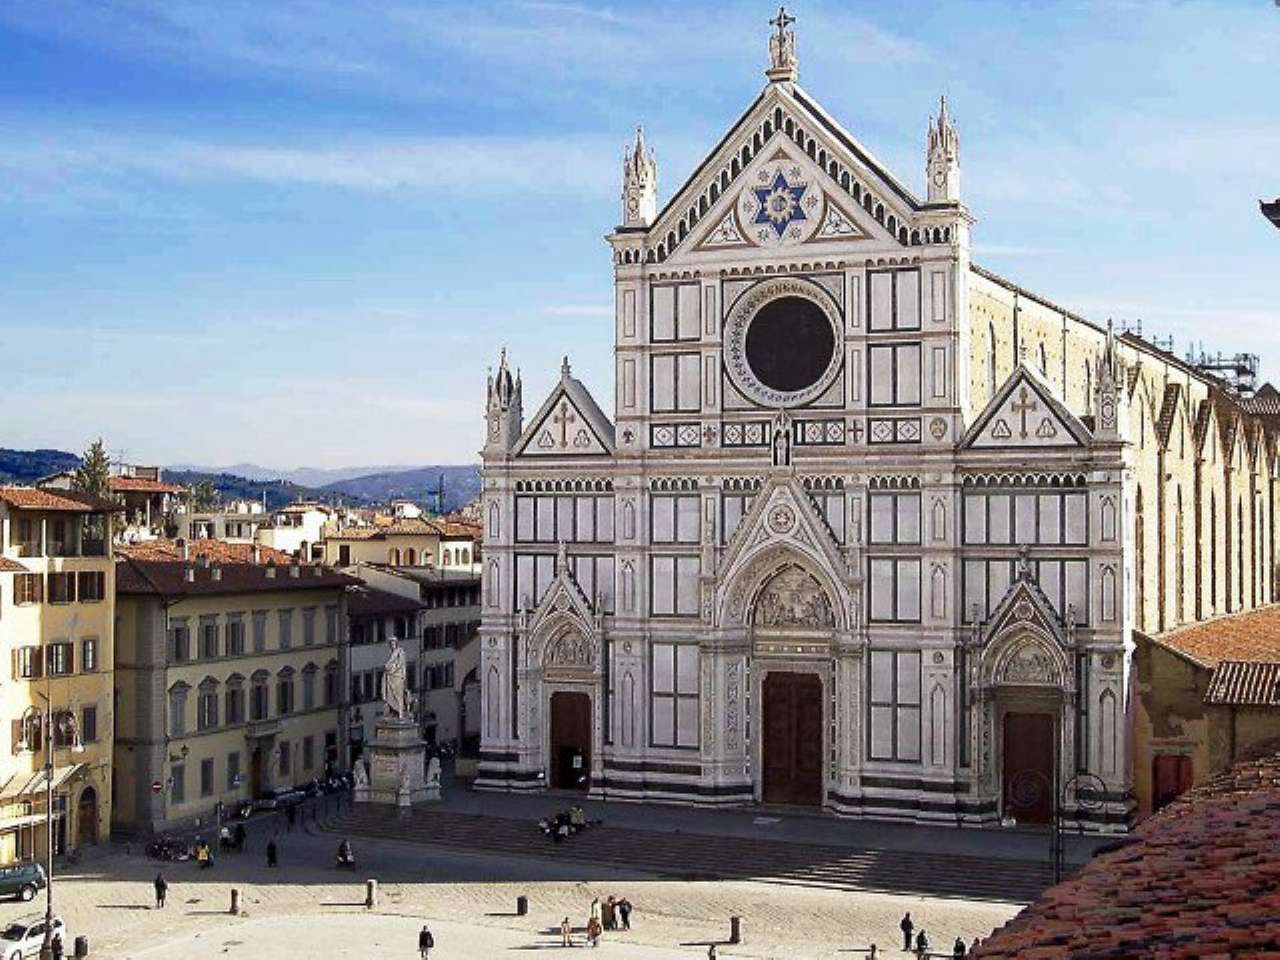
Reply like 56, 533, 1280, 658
0, 487, 116, 864
477, 20, 1280, 830
112, 550, 351, 834
345, 565, 481, 753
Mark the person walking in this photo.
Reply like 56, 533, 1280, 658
418, 925, 434, 959
707, 945, 718, 960
617, 897, 632, 931
560, 917, 573, 948
603, 896, 616, 931
266, 837, 278, 868
153, 873, 167, 909
900, 913, 914, 951
953, 935, 968, 958
589, 896, 601, 925
970, 936, 981, 954
914, 929, 930, 958
586, 915, 602, 948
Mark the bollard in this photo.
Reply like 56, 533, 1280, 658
73, 936, 88, 959
729, 916, 742, 944
516, 895, 528, 916
365, 878, 378, 909
230, 889, 241, 915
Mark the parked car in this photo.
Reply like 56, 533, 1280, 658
254, 786, 304, 811
0, 917, 64, 960
0, 864, 44, 903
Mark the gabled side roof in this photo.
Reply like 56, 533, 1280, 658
961, 363, 1093, 450
515, 362, 615, 458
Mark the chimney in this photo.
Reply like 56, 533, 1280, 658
212, 566, 222, 582
251, 543, 262, 564
176, 538, 188, 561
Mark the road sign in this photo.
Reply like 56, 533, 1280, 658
151, 780, 163, 794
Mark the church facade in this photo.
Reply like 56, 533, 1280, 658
476, 18, 1279, 831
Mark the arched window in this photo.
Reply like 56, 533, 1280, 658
323, 660, 339, 707
1135, 486, 1145, 632
225, 673, 245, 725
1237, 499, 1245, 610
276, 666, 296, 716
1210, 492, 1218, 612
1175, 487, 1185, 626
302, 663, 318, 711
197, 677, 219, 731
405, 548, 417, 566
1038, 342, 1048, 376
168, 682, 190, 737
250, 670, 270, 721
389, 548, 401, 565
987, 323, 997, 398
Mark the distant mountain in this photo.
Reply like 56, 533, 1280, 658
321, 465, 481, 514
0, 448, 80, 485
163, 469, 362, 511
168, 462, 423, 487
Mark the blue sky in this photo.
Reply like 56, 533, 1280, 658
1, 1, 1276, 468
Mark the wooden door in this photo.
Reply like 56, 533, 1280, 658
549, 692, 592, 791
1002, 712, 1055, 824
762, 672, 824, 805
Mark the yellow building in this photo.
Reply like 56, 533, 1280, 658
0, 487, 116, 864
113, 543, 352, 833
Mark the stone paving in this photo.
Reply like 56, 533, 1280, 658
0, 812, 1021, 959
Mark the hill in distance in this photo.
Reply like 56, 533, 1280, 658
320, 465, 480, 514
168, 462, 425, 488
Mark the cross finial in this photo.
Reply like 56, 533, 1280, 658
766, 5, 798, 80
770, 6, 795, 40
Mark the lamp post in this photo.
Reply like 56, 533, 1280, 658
1006, 763, 1105, 884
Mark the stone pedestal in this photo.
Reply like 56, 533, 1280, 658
353, 718, 428, 807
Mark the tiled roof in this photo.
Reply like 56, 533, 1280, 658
974, 752, 1280, 959
109, 477, 183, 494
0, 557, 30, 573
347, 585, 425, 617
0, 486, 117, 513
1205, 660, 1280, 706
1157, 605, 1280, 667
328, 520, 441, 541
116, 556, 355, 597
117, 538, 293, 566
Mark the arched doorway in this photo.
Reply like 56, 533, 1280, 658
761, 672, 823, 804
549, 692, 591, 790
1002, 712, 1055, 824
75, 787, 97, 847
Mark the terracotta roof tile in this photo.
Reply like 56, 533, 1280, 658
109, 477, 183, 494
1157, 605, 1280, 667
117, 538, 293, 566
347, 586, 425, 617
0, 486, 117, 513
116, 556, 355, 597
1205, 660, 1280, 706
974, 752, 1280, 959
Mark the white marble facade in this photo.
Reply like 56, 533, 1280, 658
477, 21, 1132, 830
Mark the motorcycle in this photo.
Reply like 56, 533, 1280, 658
146, 836, 191, 862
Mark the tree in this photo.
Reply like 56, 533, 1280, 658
73, 438, 113, 499
191, 480, 219, 512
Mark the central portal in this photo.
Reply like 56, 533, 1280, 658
549, 691, 592, 791
1002, 712, 1055, 824
762, 672, 823, 805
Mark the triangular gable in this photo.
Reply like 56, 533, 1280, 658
642, 81, 930, 265
984, 564, 1068, 641
527, 554, 597, 638
515, 371, 615, 458
963, 363, 1092, 450
688, 138, 882, 257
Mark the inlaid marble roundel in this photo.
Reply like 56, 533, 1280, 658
725, 277, 843, 408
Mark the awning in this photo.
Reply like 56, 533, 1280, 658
0, 764, 86, 801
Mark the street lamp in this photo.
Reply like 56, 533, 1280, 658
1006, 764, 1105, 884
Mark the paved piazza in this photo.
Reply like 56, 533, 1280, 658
0, 820, 1020, 958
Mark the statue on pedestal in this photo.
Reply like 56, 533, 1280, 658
383, 636, 411, 720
